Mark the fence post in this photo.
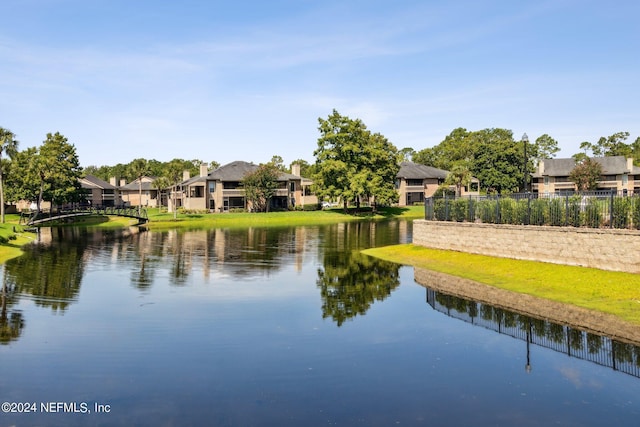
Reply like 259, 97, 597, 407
565, 194, 569, 227
610, 190, 614, 229
444, 194, 450, 221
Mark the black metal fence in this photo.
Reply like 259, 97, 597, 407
424, 191, 640, 229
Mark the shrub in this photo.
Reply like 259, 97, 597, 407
477, 199, 497, 224
632, 197, 640, 230
451, 199, 467, 222
612, 197, 631, 229
498, 198, 519, 225
302, 204, 321, 211
547, 197, 565, 226
585, 198, 602, 228
529, 199, 547, 225
434, 198, 448, 221
567, 195, 582, 227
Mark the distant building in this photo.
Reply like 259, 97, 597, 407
119, 176, 161, 207
532, 156, 640, 194
172, 161, 317, 212
79, 175, 119, 206
396, 162, 479, 206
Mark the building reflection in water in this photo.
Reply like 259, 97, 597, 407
425, 288, 640, 378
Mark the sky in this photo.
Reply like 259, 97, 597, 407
1, 0, 639, 168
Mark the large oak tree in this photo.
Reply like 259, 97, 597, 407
313, 110, 399, 211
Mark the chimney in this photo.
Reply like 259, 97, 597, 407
120, 179, 126, 186
291, 163, 301, 176
109, 177, 116, 186
200, 163, 208, 177
183, 170, 190, 181
627, 157, 633, 172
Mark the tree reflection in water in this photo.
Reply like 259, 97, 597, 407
0, 280, 23, 344
316, 221, 405, 326
317, 250, 400, 326
3, 227, 87, 312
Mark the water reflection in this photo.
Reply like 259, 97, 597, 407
318, 251, 400, 326
0, 220, 412, 342
1, 279, 23, 344
426, 287, 640, 378
3, 228, 89, 312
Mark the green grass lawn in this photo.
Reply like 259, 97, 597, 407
0, 216, 38, 264
362, 244, 640, 325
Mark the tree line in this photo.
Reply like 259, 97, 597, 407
2, 116, 638, 220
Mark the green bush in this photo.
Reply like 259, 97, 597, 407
302, 204, 321, 211
547, 198, 565, 226
478, 199, 497, 224
585, 198, 602, 228
529, 199, 547, 225
434, 198, 448, 221
632, 197, 640, 230
566, 195, 582, 227
612, 197, 631, 229
451, 199, 467, 222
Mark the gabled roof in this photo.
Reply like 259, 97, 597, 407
180, 175, 208, 186
80, 175, 116, 190
208, 161, 259, 181
120, 176, 158, 191
537, 156, 635, 177
208, 161, 306, 182
397, 162, 449, 180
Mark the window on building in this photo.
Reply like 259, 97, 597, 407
290, 181, 295, 192
190, 186, 204, 198
223, 181, 241, 189
208, 181, 216, 193
407, 179, 423, 186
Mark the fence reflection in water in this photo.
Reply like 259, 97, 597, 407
426, 288, 640, 378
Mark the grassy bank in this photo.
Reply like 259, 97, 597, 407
0, 219, 38, 264
362, 244, 640, 325
145, 205, 424, 230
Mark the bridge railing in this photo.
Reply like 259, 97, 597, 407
22, 205, 148, 225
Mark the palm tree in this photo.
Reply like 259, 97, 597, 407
0, 128, 18, 223
164, 160, 184, 220
129, 158, 150, 216
152, 176, 170, 213
445, 164, 472, 197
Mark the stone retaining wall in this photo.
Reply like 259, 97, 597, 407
413, 220, 640, 274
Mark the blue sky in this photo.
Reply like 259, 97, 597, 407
1, 0, 638, 168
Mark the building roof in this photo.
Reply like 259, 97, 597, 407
208, 160, 306, 182
535, 156, 636, 177
120, 176, 158, 191
397, 162, 449, 180
80, 175, 116, 190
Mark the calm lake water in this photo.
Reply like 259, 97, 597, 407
1, 220, 640, 427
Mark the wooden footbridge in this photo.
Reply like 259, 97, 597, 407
21, 206, 149, 226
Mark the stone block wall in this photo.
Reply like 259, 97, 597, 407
413, 220, 640, 273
